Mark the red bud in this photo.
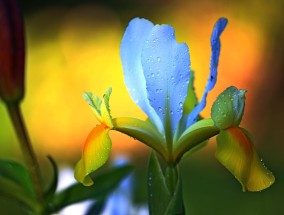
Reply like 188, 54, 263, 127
0, 0, 25, 104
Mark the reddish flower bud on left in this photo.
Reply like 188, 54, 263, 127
0, 0, 25, 104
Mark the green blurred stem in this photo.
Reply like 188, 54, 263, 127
7, 103, 43, 205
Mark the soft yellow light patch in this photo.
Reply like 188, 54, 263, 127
74, 124, 112, 186
216, 127, 275, 192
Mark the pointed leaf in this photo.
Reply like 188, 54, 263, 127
74, 124, 112, 186
148, 152, 185, 215
83, 88, 113, 127
85, 199, 106, 215
148, 152, 171, 215
186, 18, 228, 128
83, 92, 103, 122
112, 117, 167, 160
211, 86, 246, 129
173, 119, 220, 163
183, 71, 198, 115
43, 156, 58, 201
48, 165, 132, 213
141, 23, 190, 135
215, 127, 275, 191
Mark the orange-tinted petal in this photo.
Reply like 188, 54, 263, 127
74, 124, 112, 186
215, 127, 274, 191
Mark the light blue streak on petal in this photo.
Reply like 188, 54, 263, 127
141, 24, 190, 135
186, 18, 228, 128
120, 18, 164, 134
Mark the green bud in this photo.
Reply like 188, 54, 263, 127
211, 86, 246, 129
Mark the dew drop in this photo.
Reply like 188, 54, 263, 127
151, 73, 155, 78
158, 107, 162, 112
157, 57, 161, 62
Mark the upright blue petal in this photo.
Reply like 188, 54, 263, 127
141, 24, 190, 136
120, 18, 164, 134
185, 18, 228, 128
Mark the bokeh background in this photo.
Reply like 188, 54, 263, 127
1, 0, 284, 214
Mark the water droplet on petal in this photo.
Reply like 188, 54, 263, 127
151, 73, 155, 78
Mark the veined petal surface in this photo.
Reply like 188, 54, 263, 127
215, 127, 275, 191
186, 18, 228, 128
141, 24, 190, 135
120, 18, 163, 134
74, 124, 112, 186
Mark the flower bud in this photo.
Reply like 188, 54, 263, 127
0, 0, 25, 104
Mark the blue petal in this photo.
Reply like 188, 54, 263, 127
141, 24, 190, 136
120, 18, 164, 134
185, 18, 228, 128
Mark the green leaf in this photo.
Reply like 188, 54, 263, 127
74, 124, 112, 186
215, 127, 275, 191
43, 156, 58, 201
47, 165, 132, 214
0, 176, 40, 213
0, 159, 35, 198
85, 199, 106, 215
173, 119, 220, 163
148, 152, 185, 215
211, 86, 246, 129
113, 117, 167, 160
183, 71, 198, 115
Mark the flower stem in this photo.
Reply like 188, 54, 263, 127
7, 103, 43, 205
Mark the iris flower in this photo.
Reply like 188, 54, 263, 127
75, 17, 274, 192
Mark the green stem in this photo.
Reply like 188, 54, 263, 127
165, 165, 178, 195
7, 103, 43, 205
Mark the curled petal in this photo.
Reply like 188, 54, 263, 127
141, 24, 190, 136
186, 18, 228, 128
112, 117, 167, 161
74, 124, 112, 186
215, 127, 275, 191
120, 18, 163, 134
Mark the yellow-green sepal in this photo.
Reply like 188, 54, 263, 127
83, 88, 113, 127
211, 86, 246, 129
112, 117, 167, 161
74, 124, 112, 186
173, 119, 220, 163
215, 127, 275, 191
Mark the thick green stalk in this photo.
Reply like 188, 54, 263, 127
7, 103, 43, 205
165, 165, 178, 195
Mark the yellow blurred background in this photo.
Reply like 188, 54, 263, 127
0, 0, 284, 214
